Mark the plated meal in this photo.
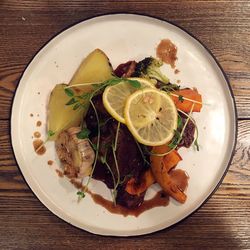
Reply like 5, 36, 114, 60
35, 39, 203, 216
12, 14, 236, 236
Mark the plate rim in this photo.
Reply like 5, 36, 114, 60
10, 12, 238, 236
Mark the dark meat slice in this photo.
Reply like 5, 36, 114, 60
178, 113, 195, 148
85, 94, 148, 208
114, 61, 136, 77
85, 94, 113, 137
116, 185, 144, 209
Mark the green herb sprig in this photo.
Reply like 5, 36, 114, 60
64, 77, 141, 111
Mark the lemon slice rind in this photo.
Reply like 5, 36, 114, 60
102, 77, 155, 123
124, 88, 178, 146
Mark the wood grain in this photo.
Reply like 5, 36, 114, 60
0, 1, 249, 249
0, 119, 249, 249
0, 1, 249, 119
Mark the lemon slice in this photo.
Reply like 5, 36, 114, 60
124, 88, 178, 146
103, 78, 155, 123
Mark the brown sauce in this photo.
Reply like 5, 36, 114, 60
33, 139, 46, 155
89, 190, 169, 217
56, 169, 64, 177
36, 121, 42, 127
156, 39, 178, 68
33, 131, 41, 138
174, 69, 180, 74
169, 169, 189, 192
70, 178, 169, 216
30, 113, 33, 117
48, 160, 54, 166
69, 172, 187, 217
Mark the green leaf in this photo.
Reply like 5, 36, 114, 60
80, 92, 91, 99
126, 79, 141, 88
168, 130, 181, 149
92, 143, 97, 151
76, 128, 90, 139
194, 139, 200, 151
177, 114, 183, 129
47, 130, 55, 137
65, 98, 77, 106
64, 88, 74, 97
107, 78, 122, 86
73, 103, 81, 110
77, 191, 85, 198
178, 95, 184, 102
100, 156, 106, 164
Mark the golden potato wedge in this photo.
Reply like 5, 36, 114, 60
47, 49, 114, 140
69, 48, 113, 88
47, 84, 85, 140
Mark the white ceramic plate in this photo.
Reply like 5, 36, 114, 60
11, 14, 237, 236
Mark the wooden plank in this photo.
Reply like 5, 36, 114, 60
0, 1, 249, 249
0, 1, 249, 119
0, 119, 249, 249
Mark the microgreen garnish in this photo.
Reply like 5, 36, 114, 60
64, 77, 141, 110
168, 130, 181, 149
77, 191, 85, 199
159, 82, 180, 92
65, 98, 78, 106
88, 139, 97, 151
114, 122, 120, 151
112, 143, 120, 206
77, 128, 90, 139
126, 79, 141, 88
135, 139, 151, 167
99, 117, 113, 127
194, 138, 200, 151
100, 148, 117, 204
177, 114, 183, 129
73, 103, 81, 110
170, 93, 203, 105
82, 100, 101, 195
47, 130, 55, 137
110, 122, 121, 206
64, 88, 74, 97
177, 108, 200, 152
178, 95, 184, 102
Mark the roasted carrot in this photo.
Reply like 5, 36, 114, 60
162, 148, 182, 172
171, 88, 202, 112
125, 169, 155, 196
150, 145, 186, 203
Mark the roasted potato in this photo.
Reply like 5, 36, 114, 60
47, 84, 84, 140
47, 49, 114, 140
69, 48, 113, 87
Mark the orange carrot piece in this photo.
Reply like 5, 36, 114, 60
125, 169, 155, 196
171, 88, 202, 112
150, 145, 186, 203
162, 149, 182, 172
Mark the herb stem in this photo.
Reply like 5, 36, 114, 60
104, 160, 117, 203
112, 145, 120, 206
150, 103, 195, 157
114, 122, 120, 151
169, 93, 203, 105
134, 139, 151, 166
177, 108, 199, 151
83, 99, 100, 193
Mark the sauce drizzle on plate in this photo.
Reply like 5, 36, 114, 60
156, 39, 178, 68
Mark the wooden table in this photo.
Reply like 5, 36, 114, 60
0, 1, 249, 249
